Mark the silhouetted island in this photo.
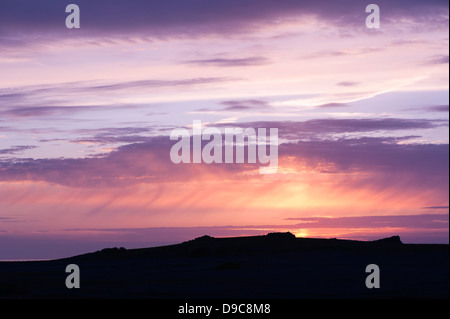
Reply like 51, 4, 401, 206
0, 233, 448, 298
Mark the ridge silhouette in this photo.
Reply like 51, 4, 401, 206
0, 232, 448, 298
75, 232, 406, 260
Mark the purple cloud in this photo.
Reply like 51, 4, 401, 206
0, 136, 255, 187
1, 106, 90, 118
0, 77, 239, 120
0, 117, 447, 188
0, 77, 236, 102
215, 118, 447, 139
304, 47, 384, 59
336, 81, 360, 87
86, 77, 236, 92
317, 103, 349, 108
284, 214, 449, 229
220, 99, 271, 111
1, 0, 447, 43
0, 145, 38, 155
0, 129, 447, 191
184, 57, 270, 67
424, 54, 449, 65
279, 137, 448, 176
428, 105, 449, 112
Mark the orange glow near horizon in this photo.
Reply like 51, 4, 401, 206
1, 155, 446, 236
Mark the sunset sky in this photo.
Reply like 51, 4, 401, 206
0, 0, 448, 260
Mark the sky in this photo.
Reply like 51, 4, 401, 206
0, 0, 449, 260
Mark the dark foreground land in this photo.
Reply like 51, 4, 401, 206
0, 233, 448, 299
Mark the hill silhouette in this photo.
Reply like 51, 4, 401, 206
72, 232, 407, 260
0, 233, 448, 298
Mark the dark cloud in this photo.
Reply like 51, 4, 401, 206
74, 127, 152, 136
422, 206, 449, 209
0, 77, 236, 101
0, 118, 447, 188
0, 92, 27, 101
0, 0, 447, 42
284, 214, 449, 229
194, 99, 272, 112
0, 124, 448, 192
220, 99, 271, 111
0, 136, 249, 188
215, 118, 447, 139
317, 102, 349, 108
406, 104, 449, 113
424, 54, 449, 65
70, 126, 155, 145
0, 217, 18, 221
85, 77, 237, 92
184, 57, 270, 67
279, 137, 448, 174
428, 105, 449, 112
68, 126, 186, 146
2, 106, 89, 118
0, 138, 165, 187
0, 103, 146, 119
0, 145, 37, 155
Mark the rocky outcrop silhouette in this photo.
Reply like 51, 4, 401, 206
372, 235, 403, 245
